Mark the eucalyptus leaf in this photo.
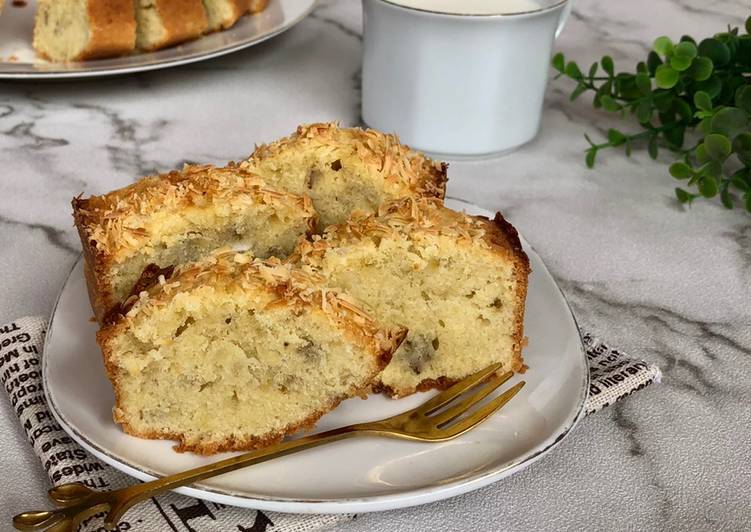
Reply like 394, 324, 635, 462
674, 41, 698, 58
711, 107, 748, 138
588, 62, 598, 82
689, 56, 713, 80
698, 176, 719, 197
636, 99, 653, 123
669, 161, 693, 179
655, 64, 679, 88
635, 73, 651, 95
672, 98, 693, 122
730, 169, 751, 191
654, 36, 673, 56
663, 125, 685, 148
565, 61, 583, 80
720, 188, 734, 208
693, 91, 712, 111
695, 143, 709, 163
704, 133, 732, 160
695, 76, 722, 99
670, 54, 692, 72
585, 148, 597, 168
698, 38, 731, 66
607, 128, 627, 146
735, 86, 751, 114
600, 95, 622, 112
733, 132, 751, 165
552, 53, 565, 73
647, 51, 662, 75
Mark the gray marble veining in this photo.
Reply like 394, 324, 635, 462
1, 0, 749, 530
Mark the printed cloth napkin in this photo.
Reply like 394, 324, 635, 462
1, 316, 660, 531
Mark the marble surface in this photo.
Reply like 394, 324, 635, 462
1, 0, 750, 529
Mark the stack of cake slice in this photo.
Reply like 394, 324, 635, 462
32, 0, 270, 62
73, 124, 529, 453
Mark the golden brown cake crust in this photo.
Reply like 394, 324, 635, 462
96, 251, 407, 454
84, 0, 137, 60
295, 197, 531, 398
146, 0, 208, 50
247, 122, 448, 201
33, 0, 137, 62
72, 164, 317, 322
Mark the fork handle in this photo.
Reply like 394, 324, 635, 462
103, 423, 376, 526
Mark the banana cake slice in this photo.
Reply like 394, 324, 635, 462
33, 0, 137, 62
72, 164, 316, 322
241, 123, 448, 227
97, 251, 406, 454
294, 198, 530, 398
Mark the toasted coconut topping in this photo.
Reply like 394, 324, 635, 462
72, 164, 316, 262
243, 122, 447, 199
299, 197, 489, 254
118, 249, 403, 354
292, 197, 529, 276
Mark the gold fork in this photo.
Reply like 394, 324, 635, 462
14, 363, 524, 532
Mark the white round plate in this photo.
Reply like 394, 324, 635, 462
43, 199, 588, 513
0, 0, 316, 80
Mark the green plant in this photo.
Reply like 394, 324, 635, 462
552, 16, 751, 212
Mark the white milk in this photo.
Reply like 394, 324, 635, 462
385, 0, 545, 15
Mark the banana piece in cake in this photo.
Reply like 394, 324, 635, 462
33, 0, 136, 62
97, 251, 406, 454
241, 123, 448, 227
72, 164, 317, 322
202, 0, 269, 31
135, 0, 208, 51
294, 198, 530, 398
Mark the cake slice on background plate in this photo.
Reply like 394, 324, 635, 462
33, 0, 136, 62
202, 0, 269, 31
135, 0, 208, 51
97, 250, 407, 454
72, 164, 317, 322
241, 123, 448, 227
293, 197, 530, 398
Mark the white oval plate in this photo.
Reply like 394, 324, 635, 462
0, 0, 315, 80
43, 199, 588, 513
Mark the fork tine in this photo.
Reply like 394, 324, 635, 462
439, 381, 525, 438
417, 362, 505, 415
429, 371, 514, 426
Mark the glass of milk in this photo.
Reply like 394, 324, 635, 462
361, 0, 572, 157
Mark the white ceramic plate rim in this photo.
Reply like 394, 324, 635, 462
0, 0, 317, 80
43, 202, 588, 513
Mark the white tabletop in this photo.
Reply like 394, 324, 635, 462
1, 0, 750, 529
